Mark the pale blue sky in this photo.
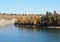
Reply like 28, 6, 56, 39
0, 0, 60, 14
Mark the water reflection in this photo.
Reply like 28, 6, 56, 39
0, 26, 60, 42
17, 26, 60, 42
18, 26, 60, 32
18, 26, 41, 32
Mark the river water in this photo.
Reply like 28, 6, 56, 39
0, 25, 60, 42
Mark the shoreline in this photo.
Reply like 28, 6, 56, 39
14, 24, 60, 29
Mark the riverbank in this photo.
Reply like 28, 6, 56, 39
47, 26, 60, 28
14, 23, 60, 29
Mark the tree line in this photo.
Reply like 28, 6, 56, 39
37, 11, 60, 26
14, 11, 60, 26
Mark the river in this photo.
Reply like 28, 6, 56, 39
0, 25, 60, 42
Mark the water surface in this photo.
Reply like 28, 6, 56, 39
0, 25, 60, 42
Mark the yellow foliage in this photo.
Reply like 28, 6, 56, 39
33, 19, 37, 24
18, 15, 42, 24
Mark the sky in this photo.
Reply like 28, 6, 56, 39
0, 0, 60, 14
